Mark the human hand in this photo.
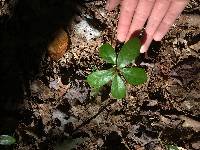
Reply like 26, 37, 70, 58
106, 0, 189, 53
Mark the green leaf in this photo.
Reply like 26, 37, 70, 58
87, 69, 113, 89
111, 75, 126, 99
99, 43, 116, 64
117, 37, 141, 68
166, 145, 179, 150
0, 135, 16, 145
121, 67, 147, 85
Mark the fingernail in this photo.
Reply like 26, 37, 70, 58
117, 31, 126, 42
140, 45, 147, 53
117, 34, 126, 42
125, 34, 131, 42
153, 33, 163, 41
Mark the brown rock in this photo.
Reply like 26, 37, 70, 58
48, 28, 69, 61
192, 141, 200, 150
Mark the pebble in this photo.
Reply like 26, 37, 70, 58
48, 28, 69, 61
74, 19, 101, 41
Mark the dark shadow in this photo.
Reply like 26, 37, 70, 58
115, 29, 161, 65
139, 40, 162, 65
0, 0, 80, 137
130, 29, 162, 64
131, 29, 147, 42
115, 29, 147, 52
102, 131, 128, 150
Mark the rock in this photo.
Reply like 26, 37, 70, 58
74, 19, 101, 41
48, 28, 69, 61
191, 141, 200, 150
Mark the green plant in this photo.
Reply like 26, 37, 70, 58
87, 37, 147, 99
0, 135, 16, 145
166, 145, 180, 150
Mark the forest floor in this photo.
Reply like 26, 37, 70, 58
0, 0, 200, 150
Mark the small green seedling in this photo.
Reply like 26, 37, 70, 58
166, 145, 180, 150
0, 135, 16, 145
87, 37, 147, 99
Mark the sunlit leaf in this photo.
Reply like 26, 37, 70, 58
99, 43, 116, 64
111, 75, 126, 99
117, 37, 141, 68
121, 67, 147, 85
87, 69, 113, 89
166, 145, 179, 150
0, 135, 16, 145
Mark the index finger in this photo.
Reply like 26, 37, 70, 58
117, 0, 139, 42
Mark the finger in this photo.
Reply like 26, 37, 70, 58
140, 36, 153, 53
153, 0, 189, 41
117, 0, 139, 42
126, 0, 156, 41
140, 0, 171, 53
106, 0, 121, 11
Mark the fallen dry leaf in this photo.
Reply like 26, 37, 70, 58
180, 115, 200, 132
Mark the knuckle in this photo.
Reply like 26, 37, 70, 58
122, 6, 134, 13
165, 12, 177, 23
135, 11, 148, 19
118, 22, 130, 28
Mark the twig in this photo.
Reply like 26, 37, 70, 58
72, 99, 117, 133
